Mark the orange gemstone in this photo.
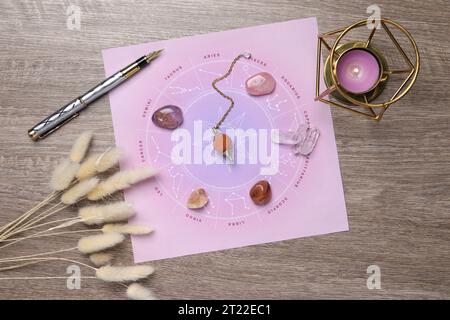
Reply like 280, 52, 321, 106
249, 180, 272, 205
213, 133, 232, 154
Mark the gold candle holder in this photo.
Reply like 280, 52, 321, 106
315, 18, 420, 121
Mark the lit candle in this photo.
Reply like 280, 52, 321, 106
336, 49, 381, 94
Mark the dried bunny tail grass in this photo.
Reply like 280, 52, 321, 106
69, 131, 93, 163
87, 167, 157, 201
50, 159, 80, 191
96, 265, 155, 282
78, 232, 124, 254
96, 147, 121, 173
76, 147, 121, 180
76, 155, 97, 180
79, 202, 134, 225
61, 177, 99, 205
102, 224, 153, 235
89, 252, 113, 267
126, 283, 157, 300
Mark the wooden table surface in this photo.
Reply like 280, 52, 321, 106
0, 0, 449, 299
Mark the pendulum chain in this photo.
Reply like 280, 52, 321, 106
212, 52, 251, 130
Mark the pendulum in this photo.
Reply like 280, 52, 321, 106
211, 52, 251, 163
213, 132, 232, 155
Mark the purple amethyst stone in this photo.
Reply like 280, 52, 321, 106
152, 105, 183, 130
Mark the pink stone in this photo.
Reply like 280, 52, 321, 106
245, 72, 276, 96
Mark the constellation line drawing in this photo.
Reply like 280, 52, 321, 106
198, 68, 230, 86
224, 192, 250, 216
242, 64, 252, 77
150, 136, 171, 163
239, 64, 255, 88
168, 85, 201, 95
289, 112, 301, 131
188, 58, 206, 90
167, 165, 184, 198
149, 84, 180, 106
265, 94, 288, 112
279, 152, 298, 168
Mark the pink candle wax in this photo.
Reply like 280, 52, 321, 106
336, 49, 381, 94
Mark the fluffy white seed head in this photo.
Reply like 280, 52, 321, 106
96, 147, 121, 173
69, 131, 93, 164
76, 147, 121, 180
50, 159, 80, 191
89, 252, 113, 267
61, 177, 99, 205
96, 265, 155, 282
79, 202, 135, 225
87, 167, 157, 201
126, 283, 157, 300
78, 232, 124, 254
102, 224, 153, 235
76, 155, 97, 181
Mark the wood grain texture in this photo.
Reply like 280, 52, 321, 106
0, 0, 449, 299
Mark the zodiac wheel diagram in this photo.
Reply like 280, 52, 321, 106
144, 56, 310, 223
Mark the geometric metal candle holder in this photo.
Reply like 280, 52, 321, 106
316, 18, 420, 121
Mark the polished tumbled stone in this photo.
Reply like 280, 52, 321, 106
152, 105, 183, 129
249, 180, 272, 205
245, 72, 276, 96
187, 188, 209, 210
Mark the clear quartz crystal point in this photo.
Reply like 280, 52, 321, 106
224, 149, 234, 164
272, 123, 308, 145
294, 127, 320, 156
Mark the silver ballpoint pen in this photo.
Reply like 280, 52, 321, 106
28, 49, 163, 141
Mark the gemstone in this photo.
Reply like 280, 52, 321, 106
272, 123, 309, 145
294, 127, 320, 156
213, 132, 232, 154
152, 105, 183, 129
249, 180, 272, 205
213, 131, 233, 163
245, 72, 276, 96
187, 188, 209, 210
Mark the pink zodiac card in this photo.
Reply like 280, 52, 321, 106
102, 17, 348, 262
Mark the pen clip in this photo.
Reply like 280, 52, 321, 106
40, 113, 80, 139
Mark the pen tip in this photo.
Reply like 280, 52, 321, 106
146, 49, 163, 62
